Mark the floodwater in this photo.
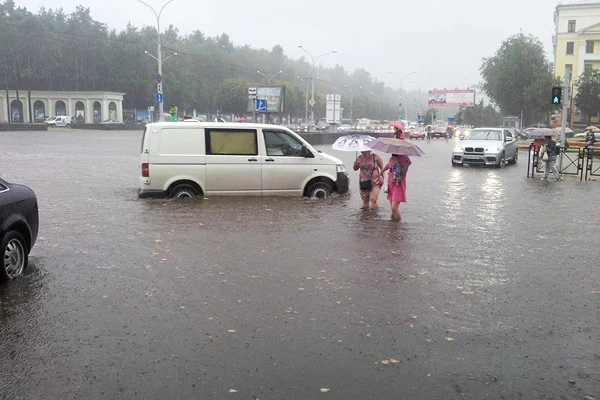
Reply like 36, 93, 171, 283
1, 130, 599, 399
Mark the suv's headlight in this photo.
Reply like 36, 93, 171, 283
336, 164, 347, 173
454, 146, 463, 152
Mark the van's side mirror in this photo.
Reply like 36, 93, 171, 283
301, 145, 314, 158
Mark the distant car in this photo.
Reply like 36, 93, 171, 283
574, 131, 600, 139
45, 115, 72, 127
339, 124, 352, 131
101, 119, 121, 124
409, 130, 426, 140
507, 128, 528, 140
0, 177, 39, 283
452, 128, 519, 168
432, 125, 446, 138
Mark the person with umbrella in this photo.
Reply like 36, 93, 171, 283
541, 135, 561, 181
389, 121, 406, 140
352, 149, 385, 209
585, 126, 597, 154
367, 137, 425, 221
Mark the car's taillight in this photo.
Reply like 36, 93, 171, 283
141, 163, 149, 177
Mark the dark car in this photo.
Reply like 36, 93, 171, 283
0, 177, 39, 282
432, 125, 446, 138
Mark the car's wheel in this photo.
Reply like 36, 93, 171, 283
66, 123, 71, 128
451, 159, 459, 167
169, 184, 199, 199
509, 148, 519, 165
0, 231, 29, 283
497, 152, 506, 168
51, 124, 56, 128
309, 182, 333, 199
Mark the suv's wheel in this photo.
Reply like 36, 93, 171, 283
497, 152, 506, 168
0, 231, 28, 283
66, 123, 71, 128
309, 182, 333, 199
169, 184, 199, 199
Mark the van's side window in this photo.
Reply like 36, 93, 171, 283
206, 129, 258, 156
263, 130, 303, 157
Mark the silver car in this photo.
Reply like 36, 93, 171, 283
452, 128, 518, 168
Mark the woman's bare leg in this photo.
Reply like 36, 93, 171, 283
370, 186, 382, 209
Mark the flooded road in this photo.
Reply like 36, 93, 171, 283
1, 130, 599, 399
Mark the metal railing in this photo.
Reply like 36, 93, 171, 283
585, 148, 600, 181
527, 145, 585, 180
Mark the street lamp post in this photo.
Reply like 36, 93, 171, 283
257, 70, 283, 84
138, 0, 175, 120
297, 76, 311, 123
388, 70, 417, 120
298, 45, 337, 123
344, 85, 362, 124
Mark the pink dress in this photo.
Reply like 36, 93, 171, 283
353, 153, 384, 201
387, 155, 411, 203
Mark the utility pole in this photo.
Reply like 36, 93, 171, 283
559, 69, 571, 172
138, 0, 176, 121
298, 45, 337, 123
297, 76, 311, 123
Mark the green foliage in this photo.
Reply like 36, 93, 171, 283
575, 69, 600, 122
0, 0, 408, 120
480, 33, 555, 126
455, 101, 502, 127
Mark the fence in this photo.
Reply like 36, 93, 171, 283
528, 145, 598, 181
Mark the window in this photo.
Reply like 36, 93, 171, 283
206, 129, 257, 155
585, 63, 593, 74
568, 20, 576, 33
263, 130, 304, 157
160, 128, 204, 155
587, 40, 595, 54
504, 130, 513, 140
0, 182, 7, 192
566, 42, 574, 55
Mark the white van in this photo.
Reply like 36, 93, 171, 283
45, 116, 72, 127
138, 122, 349, 199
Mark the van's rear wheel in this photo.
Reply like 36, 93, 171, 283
309, 182, 333, 199
169, 184, 199, 199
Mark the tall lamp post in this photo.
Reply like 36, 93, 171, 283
297, 76, 311, 123
388, 70, 417, 120
344, 85, 362, 124
138, 0, 176, 120
257, 70, 283, 84
297, 45, 337, 123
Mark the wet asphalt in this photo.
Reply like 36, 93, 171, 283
0, 130, 599, 400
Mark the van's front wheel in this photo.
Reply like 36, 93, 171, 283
169, 184, 199, 199
309, 182, 333, 199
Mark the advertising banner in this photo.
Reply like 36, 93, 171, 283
428, 89, 475, 107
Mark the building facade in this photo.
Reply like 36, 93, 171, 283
554, 1, 600, 81
0, 91, 125, 124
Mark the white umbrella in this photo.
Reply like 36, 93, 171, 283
332, 134, 376, 152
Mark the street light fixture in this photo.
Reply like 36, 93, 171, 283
257, 70, 283, 84
298, 45, 338, 123
138, 0, 175, 120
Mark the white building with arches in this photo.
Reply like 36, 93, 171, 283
0, 91, 125, 123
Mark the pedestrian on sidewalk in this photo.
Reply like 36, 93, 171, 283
586, 129, 596, 154
393, 128, 406, 140
542, 135, 561, 181
169, 104, 178, 122
353, 150, 384, 209
380, 153, 412, 221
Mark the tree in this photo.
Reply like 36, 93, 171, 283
575, 69, 600, 123
214, 79, 251, 116
480, 33, 555, 126
455, 101, 502, 127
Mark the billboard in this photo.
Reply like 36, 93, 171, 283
428, 89, 475, 107
247, 86, 285, 113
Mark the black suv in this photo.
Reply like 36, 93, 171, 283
0, 177, 39, 282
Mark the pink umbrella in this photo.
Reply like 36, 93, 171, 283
366, 137, 425, 157
389, 121, 405, 131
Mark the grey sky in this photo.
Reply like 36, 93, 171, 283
21, 0, 555, 90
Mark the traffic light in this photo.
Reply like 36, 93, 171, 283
552, 87, 562, 105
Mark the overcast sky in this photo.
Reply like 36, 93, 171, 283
18, 0, 556, 90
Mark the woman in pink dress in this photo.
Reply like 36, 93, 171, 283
353, 150, 384, 209
380, 154, 412, 220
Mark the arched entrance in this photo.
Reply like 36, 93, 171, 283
33, 101, 46, 122
93, 101, 101, 123
75, 101, 85, 123
10, 100, 23, 123
55, 100, 66, 116
108, 102, 117, 121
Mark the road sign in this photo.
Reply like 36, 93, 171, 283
157, 83, 162, 93
309, 105, 314, 112
156, 93, 163, 103
417, 113, 425, 122
552, 87, 562, 105
248, 87, 257, 95
309, 99, 316, 106
148, 106, 155, 112
155, 74, 162, 84
256, 99, 267, 112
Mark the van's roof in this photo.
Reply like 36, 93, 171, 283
146, 121, 293, 130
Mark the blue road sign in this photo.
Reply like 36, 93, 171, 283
256, 99, 267, 112
417, 113, 425, 122
309, 105, 314, 112
156, 93, 163, 103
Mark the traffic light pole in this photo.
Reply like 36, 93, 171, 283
559, 70, 571, 172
